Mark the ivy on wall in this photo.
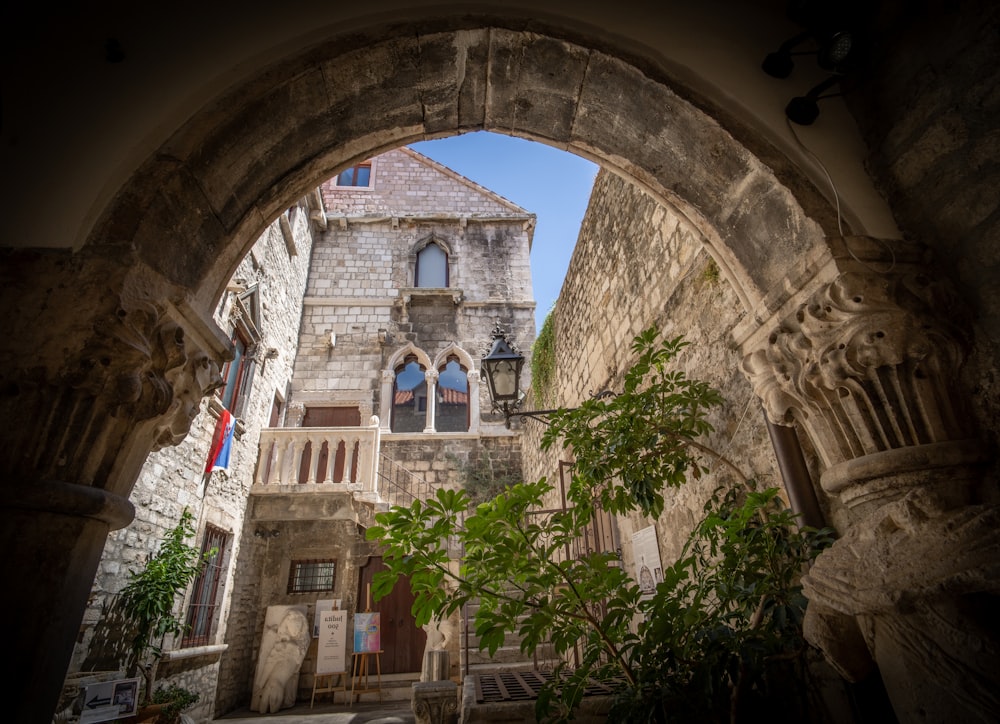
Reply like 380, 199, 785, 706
531, 312, 556, 406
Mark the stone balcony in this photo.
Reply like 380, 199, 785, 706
253, 419, 383, 503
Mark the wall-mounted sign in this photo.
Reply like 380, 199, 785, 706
631, 525, 663, 598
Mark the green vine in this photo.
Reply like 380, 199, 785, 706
531, 312, 556, 406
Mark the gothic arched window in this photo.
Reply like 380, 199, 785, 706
415, 243, 448, 288
436, 358, 469, 432
391, 358, 427, 433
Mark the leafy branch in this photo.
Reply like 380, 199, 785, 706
367, 327, 833, 722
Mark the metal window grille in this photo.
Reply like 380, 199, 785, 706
288, 559, 337, 593
181, 525, 229, 647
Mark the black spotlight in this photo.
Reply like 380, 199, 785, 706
761, 31, 813, 79
785, 75, 842, 125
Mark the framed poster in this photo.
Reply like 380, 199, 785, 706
353, 611, 381, 653
317, 609, 348, 674
632, 525, 663, 598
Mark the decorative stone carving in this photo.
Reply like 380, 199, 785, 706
412, 681, 459, 724
739, 238, 999, 721
2, 286, 227, 489
251, 606, 311, 713
742, 268, 972, 469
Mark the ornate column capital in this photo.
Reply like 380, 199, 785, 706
739, 237, 978, 513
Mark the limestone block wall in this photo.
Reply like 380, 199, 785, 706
67, 201, 316, 720
520, 169, 801, 579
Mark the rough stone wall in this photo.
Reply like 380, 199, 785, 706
68, 201, 315, 721
845, 0, 1000, 464
521, 169, 793, 578
226, 495, 377, 708
381, 435, 522, 496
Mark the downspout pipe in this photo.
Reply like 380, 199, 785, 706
763, 409, 826, 530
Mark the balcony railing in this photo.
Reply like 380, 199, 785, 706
254, 419, 381, 500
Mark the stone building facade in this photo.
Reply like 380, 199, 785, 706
63, 202, 318, 720
216, 148, 536, 712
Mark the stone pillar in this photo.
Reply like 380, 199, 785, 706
0, 255, 231, 724
739, 237, 999, 722
423, 369, 439, 434
380, 369, 395, 431
467, 370, 481, 433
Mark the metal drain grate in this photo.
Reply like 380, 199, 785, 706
473, 670, 619, 704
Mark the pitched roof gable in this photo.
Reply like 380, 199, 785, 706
322, 147, 535, 220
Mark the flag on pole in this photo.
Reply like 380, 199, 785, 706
205, 409, 236, 473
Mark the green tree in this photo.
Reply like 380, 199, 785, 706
367, 327, 832, 722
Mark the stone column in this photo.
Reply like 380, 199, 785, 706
0, 255, 231, 724
423, 369, 439, 434
467, 370, 481, 433
380, 369, 395, 431
739, 237, 999, 722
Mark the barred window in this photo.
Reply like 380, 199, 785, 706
288, 559, 337, 594
181, 525, 229, 648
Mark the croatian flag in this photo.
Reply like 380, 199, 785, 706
205, 409, 236, 473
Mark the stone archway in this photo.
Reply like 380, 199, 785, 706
2, 12, 995, 724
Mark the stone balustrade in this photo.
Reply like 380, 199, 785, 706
254, 418, 381, 500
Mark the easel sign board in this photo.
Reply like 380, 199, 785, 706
313, 598, 342, 638
317, 609, 348, 674
80, 677, 140, 723
354, 611, 381, 653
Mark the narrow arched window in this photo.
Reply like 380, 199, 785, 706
436, 358, 469, 432
415, 243, 448, 288
391, 359, 427, 433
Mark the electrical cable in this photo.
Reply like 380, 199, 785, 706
785, 116, 896, 274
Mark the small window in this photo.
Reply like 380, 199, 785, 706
217, 286, 263, 416
182, 526, 230, 648
336, 162, 372, 188
288, 559, 337, 594
415, 243, 448, 288
219, 330, 250, 411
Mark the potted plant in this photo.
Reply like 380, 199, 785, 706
114, 507, 214, 718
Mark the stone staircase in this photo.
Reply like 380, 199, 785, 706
460, 596, 560, 676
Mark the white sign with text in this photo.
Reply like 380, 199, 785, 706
316, 609, 348, 674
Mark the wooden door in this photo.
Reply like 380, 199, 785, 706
299, 406, 361, 483
357, 556, 426, 674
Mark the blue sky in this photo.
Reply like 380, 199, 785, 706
409, 132, 598, 334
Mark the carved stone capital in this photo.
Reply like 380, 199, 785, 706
740, 239, 977, 511
412, 681, 459, 724
0, 258, 230, 492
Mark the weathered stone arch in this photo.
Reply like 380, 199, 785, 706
84, 24, 837, 318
